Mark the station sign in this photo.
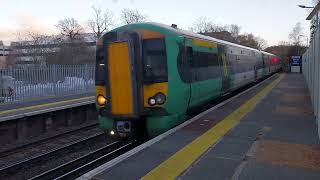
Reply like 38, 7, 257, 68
291, 56, 301, 66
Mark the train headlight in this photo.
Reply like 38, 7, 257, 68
148, 93, 166, 106
148, 97, 156, 106
110, 130, 115, 135
154, 93, 166, 105
97, 95, 107, 106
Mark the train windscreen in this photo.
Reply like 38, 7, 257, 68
95, 40, 105, 86
142, 38, 168, 83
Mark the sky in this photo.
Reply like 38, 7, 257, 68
0, 0, 315, 46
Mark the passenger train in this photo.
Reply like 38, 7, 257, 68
95, 22, 281, 138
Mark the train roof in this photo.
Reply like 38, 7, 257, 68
139, 22, 277, 57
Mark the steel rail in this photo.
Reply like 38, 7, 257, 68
29, 141, 134, 180
0, 123, 98, 157
0, 131, 106, 176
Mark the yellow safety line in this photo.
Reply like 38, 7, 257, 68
141, 74, 285, 180
0, 96, 94, 116
0, 92, 92, 108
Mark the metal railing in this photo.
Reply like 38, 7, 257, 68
0, 64, 95, 104
302, 25, 320, 139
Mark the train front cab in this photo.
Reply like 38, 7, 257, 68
95, 28, 175, 138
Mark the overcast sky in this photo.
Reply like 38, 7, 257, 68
0, 0, 314, 46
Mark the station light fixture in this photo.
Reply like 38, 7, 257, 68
298, 5, 314, 8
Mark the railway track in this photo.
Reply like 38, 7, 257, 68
30, 141, 135, 180
0, 123, 99, 157
0, 131, 112, 180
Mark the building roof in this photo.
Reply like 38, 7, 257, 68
306, 2, 320, 20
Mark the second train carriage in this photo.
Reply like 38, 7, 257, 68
95, 22, 281, 138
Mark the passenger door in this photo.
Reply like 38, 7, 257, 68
220, 52, 231, 94
186, 46, 199, 108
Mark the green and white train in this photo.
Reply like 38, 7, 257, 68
95, 22, 281, 138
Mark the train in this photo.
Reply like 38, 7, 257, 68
95, 22, 281, 138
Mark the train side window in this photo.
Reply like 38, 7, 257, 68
187, 47, 193, 58
95, 44, 106, 85
190, 51, 220, 81
177, 46, 193, 83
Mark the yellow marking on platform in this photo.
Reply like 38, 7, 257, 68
0, 96, 94, 116
141, 74, 285, 180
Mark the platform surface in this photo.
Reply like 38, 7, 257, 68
81, 73, 320, 180
0, 93, 94, 121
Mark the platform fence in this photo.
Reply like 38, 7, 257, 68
0, 64, 95, 104
302, 24, 320, 139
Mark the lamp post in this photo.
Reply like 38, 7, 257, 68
297, 5, 314, 46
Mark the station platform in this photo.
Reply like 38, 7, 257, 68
0, 93, 94, 121
80, 73, 320, 180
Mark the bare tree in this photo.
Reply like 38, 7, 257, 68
190, 17, 239, 43
190, 17, 267, 49
228, 24, 241, 41
88, 6, 114, 39
120, 8, 147, 25
53, 17, 96, 64
55, 18, 83, 42
190, 17, 215, 33
12, 31, 53, 65
190, 17, 234, 35
237, 33, 258, 49
256, 37, 268, 50
52, 18, 95, 64
289, 22, 303, 46
26, 32, 50, 64
46, 42, 95, 65
236, 33, 267, 50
